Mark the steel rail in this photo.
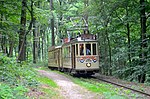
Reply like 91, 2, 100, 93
91, 76, 150, 97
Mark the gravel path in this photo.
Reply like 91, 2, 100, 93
38, 70, 103, 99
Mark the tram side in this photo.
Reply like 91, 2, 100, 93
48, 46, 62, 70
61, 44, 72, 72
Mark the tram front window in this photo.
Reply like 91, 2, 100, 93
86, 44, 91, 55
79, 44, 91, 55
93, 43, 97, 55
80, 44, 84, 55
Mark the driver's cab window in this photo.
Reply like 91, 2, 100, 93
79, 43, 91, 55
80, 44, 84, 55
85, 44, 91, 55
92, 43, 97, 55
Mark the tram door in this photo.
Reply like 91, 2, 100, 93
72, 45, 75, 68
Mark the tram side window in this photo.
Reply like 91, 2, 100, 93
93, 44, 97, 55
48, 52, 53, 62
80, 44, 84, 55
63, 48, 67, 58
76, 44, 78, 56
50, 52, 54, 59
86, 44, 91, 55
63, 46, 71, 58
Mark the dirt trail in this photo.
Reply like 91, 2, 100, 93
38, 70, 103, 99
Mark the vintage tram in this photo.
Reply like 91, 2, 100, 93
48, 33, 99, 75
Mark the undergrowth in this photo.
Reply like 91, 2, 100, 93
0, 53, 38, 98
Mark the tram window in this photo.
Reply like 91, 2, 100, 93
93, 44, 97, 55
66, 46, 71, 57
80, 44, 84, 55
68, 46, 71, 57
63, 47, 70, 58
63, 48, 66, 58
76, 44, 78, 55
86, 44, 91, 55
49, 52, 53, 59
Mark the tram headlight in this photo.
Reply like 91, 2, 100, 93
86, 63, 91, 67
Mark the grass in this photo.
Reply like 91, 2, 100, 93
37, 75, 57, 88
71, 77, 128, 99
32, 73, 63, 99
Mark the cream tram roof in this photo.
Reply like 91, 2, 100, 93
76, 34, 96, 41
65, 33, 97, 43
48, 45, 62, 51
48, 34, 97, 51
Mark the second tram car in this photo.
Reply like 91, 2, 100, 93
48, 33, 99, 75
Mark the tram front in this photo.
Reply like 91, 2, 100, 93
74, 41, 99, 75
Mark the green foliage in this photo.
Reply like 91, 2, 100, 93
0, 53, 38, 86
0, 83, 28, 99
0, 84, 14, 99
88, 0, 150, 84
0, 53, 38, 98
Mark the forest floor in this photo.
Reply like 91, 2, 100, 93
37, 70, 103, 99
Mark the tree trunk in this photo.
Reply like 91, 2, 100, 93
58, 0, 63, 42
103, 31, 108, 75
106, 30, 112, 75
30, 0, 37, 63
126, 6, 131, 65
33, 17, 37, 63
37, 26, 41, 61
44, 31, 47, 60
139, 0, 147, 83
41, 31, 44, 60
50, 0, 55, 46
84, 0, 89, 31
127, 23, 131, 64
0, 13, 8, 55
18, 0, 27, 61
1, 36, 8, 55
8, 40, 13, 57
104, 23, 112, 76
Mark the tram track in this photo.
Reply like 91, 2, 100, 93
92, 76, 150, 97
78, 75, 150, 98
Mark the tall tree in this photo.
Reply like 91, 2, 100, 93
18, 0, 27, 61
50, 0, 55, 46
30, 0, 37, 63
139, 0, 147, 83
84, 0, 89, 31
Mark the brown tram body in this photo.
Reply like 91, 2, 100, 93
48, 33, 99, 75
